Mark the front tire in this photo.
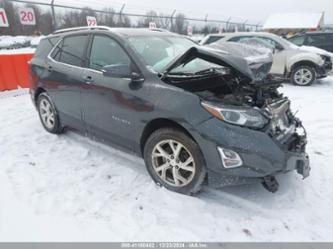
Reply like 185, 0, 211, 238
143, 128, 206, 195
291, 66, 316, 86
37, 92, 63, 134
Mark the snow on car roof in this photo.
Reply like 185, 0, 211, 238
263, 12, 324, 29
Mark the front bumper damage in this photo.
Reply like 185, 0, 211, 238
316, 56, 333, 78
195, 100, 310, 193
263, 126, 310, 193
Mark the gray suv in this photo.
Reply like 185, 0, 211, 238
29, 27, 310, 195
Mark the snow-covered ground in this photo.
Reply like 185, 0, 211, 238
1, 78, 333, 242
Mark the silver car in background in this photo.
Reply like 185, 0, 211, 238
201, 32, 332, 86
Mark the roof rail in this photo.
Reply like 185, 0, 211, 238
148, 28, 170, 32
52, 26, 111, 35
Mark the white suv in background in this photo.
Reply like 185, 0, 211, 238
201, 32, 332, 86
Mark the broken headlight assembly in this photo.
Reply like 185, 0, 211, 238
201, 101, 269, 129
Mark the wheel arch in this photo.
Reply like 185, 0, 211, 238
288, 60, 318, 77
139, 118, 197, 157
34, 87, 46, 105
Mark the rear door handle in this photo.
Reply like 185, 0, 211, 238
84, 75, 94, 84
47, 65, 53, 72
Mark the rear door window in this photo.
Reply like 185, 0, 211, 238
88, 35, 130, 71
34, 37, 60, 59
306, 35, 327, 46
52, 35, 89, 67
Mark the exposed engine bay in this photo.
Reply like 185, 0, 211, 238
161, 46, 307, 156
160, 46, 283, 108
163, 68, 283, 108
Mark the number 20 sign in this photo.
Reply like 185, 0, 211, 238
0, 8, 9, 27
19, 8, 36, 25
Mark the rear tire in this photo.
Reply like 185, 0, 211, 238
291, 66, 316, 86
143, 128, 206, 195
37, 92, 63, 134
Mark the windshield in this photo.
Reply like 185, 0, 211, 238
269, 34, 299, 49
169, 58, 224, 75
128, 36, 195, 73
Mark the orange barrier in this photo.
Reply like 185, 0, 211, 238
0, 53, 34, 91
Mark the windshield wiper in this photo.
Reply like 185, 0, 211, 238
167, 72, 196, 76
195, 67, 224, 75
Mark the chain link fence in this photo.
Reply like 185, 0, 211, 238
0, 0, 262, 37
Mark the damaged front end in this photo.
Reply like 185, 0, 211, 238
160, 46, 310, 192
262, 98, 310, 192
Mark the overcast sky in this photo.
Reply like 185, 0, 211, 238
84, 0, 333, 24
33, 0, 333, 25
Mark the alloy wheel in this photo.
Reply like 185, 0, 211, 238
39, 98, 55, 130
294, 68, 313, 86
151, 139, 196, 187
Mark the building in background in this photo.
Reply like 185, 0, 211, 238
263, 12, 325, 37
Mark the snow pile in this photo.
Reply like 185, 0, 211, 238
0, 47, 35, 55
238, 38, 274, 51
0, 88, 28, 99
30, 36, 44, 48
1, 78, 333, 241
209, 41, 273, 64
0, 36, 43, 50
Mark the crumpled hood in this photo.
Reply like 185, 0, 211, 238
208, 42, 274, 81
162, 46, 255, 82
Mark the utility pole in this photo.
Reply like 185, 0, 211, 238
243, 20, 248, 31
226, 17, 231, 32
170, 9, 176, 31
256, 21, 261, 31
118, 4, 125, 26
51, 0, 56, 31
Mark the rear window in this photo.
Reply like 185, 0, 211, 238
52, 35, 89, 67
307, 34, 332, 46
34, 37, 60, 59
204, 36, 224, 45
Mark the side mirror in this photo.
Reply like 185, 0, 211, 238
131, 71, 145, 83
102, 64, 131, 78
102, 64, 144, 83
275, 44, 284, 52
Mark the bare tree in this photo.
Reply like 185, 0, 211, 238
97, 7, 116, 27
157, 13, 170, 29
59, 7, 97, 29
117, 14, 131, 27
173, 13, 187, 34
39, 12, 53, 34
137, 10, 159, 27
